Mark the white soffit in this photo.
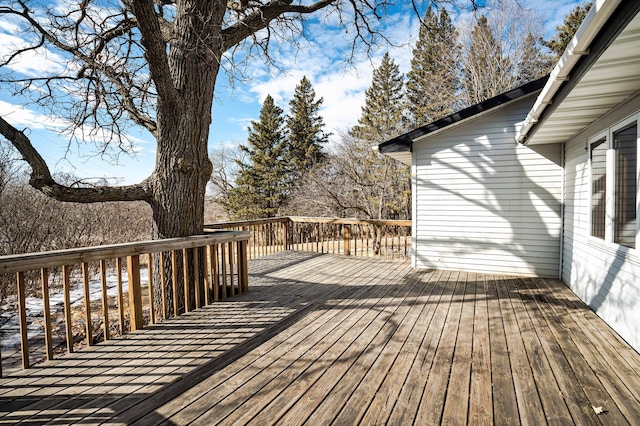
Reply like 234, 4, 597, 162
383, 151, 412, 166
521, 1, 640, 145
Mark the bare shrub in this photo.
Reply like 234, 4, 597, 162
0, 172, 152, 300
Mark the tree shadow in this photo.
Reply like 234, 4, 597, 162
412, 118, 563, 278
0, 251, 598, 425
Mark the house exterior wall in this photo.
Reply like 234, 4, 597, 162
412, 96, 563, 277
562, 93, 640, 352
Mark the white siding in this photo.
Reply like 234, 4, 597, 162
562, 93, 640, 353
413, 96, 563, 277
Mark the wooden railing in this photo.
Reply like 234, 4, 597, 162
0, 231, 249, 376
205, 216, 411, 260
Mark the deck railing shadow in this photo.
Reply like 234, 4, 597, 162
0, 231, 249, 377
0, 216, 410, 376
0, 250, 636, 424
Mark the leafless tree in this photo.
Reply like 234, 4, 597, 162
459, 0, 550, 105
208, 144, 245, 217
0, 171, 151, 300
286, 132, 410, 220
0, 139, 20, 196
0, 0, 443, 240
0, 0, 490, 239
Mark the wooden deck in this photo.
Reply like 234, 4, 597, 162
1, 251, 639, 425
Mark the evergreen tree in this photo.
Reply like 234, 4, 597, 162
519, 32, 552, 82
310, 53, 412, 221
406, 7, 461, 126
227, 95, 288, 219
286, 76, 329, 180
544, 3, 592, 58
351, 52, 405, 142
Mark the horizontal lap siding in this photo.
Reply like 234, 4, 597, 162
562, 94, 640, 352
413, 96, 562, 278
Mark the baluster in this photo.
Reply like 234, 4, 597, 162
148, 253, 156, 324
194, 248, 201, 309
213, 244, 220, 301
63, 265, 73, 353
100, 260, 109, 341
182, 248, 190, 313
159, 253, 168, 320
81, 262, 93, 346
16, 271, 29, 369
116, 258, 126, 333
205, 245, 212, 305
220, 243, 227, 299
228, 242, 235, 297
171, 250, 179, 316
41, 268, 53, 361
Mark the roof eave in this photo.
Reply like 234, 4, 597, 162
516, 0, 640, 145
379, 76, 549, 159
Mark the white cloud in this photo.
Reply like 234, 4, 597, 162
0, 32, 65, 76
0, 100, 66, 130
243, 11, 420, 143
0, 8, 90, 78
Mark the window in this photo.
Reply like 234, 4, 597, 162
613, 124, 637, 248
589, 116, 639, 249
590, 138, 607, 239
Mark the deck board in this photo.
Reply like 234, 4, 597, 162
0, 251, 639, 425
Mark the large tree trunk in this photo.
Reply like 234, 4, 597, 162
149, 111, 213, 239
148, 0, 223, 239
145, 0, 224, 313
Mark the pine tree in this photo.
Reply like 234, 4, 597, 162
519, 32, 552, 83
351, 52, 405, 142
286, 76, 329, 180
227, 95, 288, 219
406, 7, 461, 126
325, 53, 412, 221
544, 3, 592, 58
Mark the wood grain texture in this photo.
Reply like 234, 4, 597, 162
0, 252, 638, 426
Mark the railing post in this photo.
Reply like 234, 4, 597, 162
127, 255, 144, 331
237, 239, 249, 293
343, 224, 351, 256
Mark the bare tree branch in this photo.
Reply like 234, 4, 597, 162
1, 2, 157, 134
123, 0, 177, 109
0, 116, 150, 203
222, 0, 337, 51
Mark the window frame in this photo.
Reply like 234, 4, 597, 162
588, 132, 607, 241
587, 113, 640, 251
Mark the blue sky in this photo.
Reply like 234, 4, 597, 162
0, 0, 584, 185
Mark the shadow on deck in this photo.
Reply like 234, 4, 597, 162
0, 251, 639, 425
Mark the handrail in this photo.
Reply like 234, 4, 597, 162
205, 217, 290, 229
0, 232, 248, 274
288, 216, 412, 227
0, 231, 249, 377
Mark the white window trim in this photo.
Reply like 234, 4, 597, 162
588, 130, 607, 241
587, 112, 640, 252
